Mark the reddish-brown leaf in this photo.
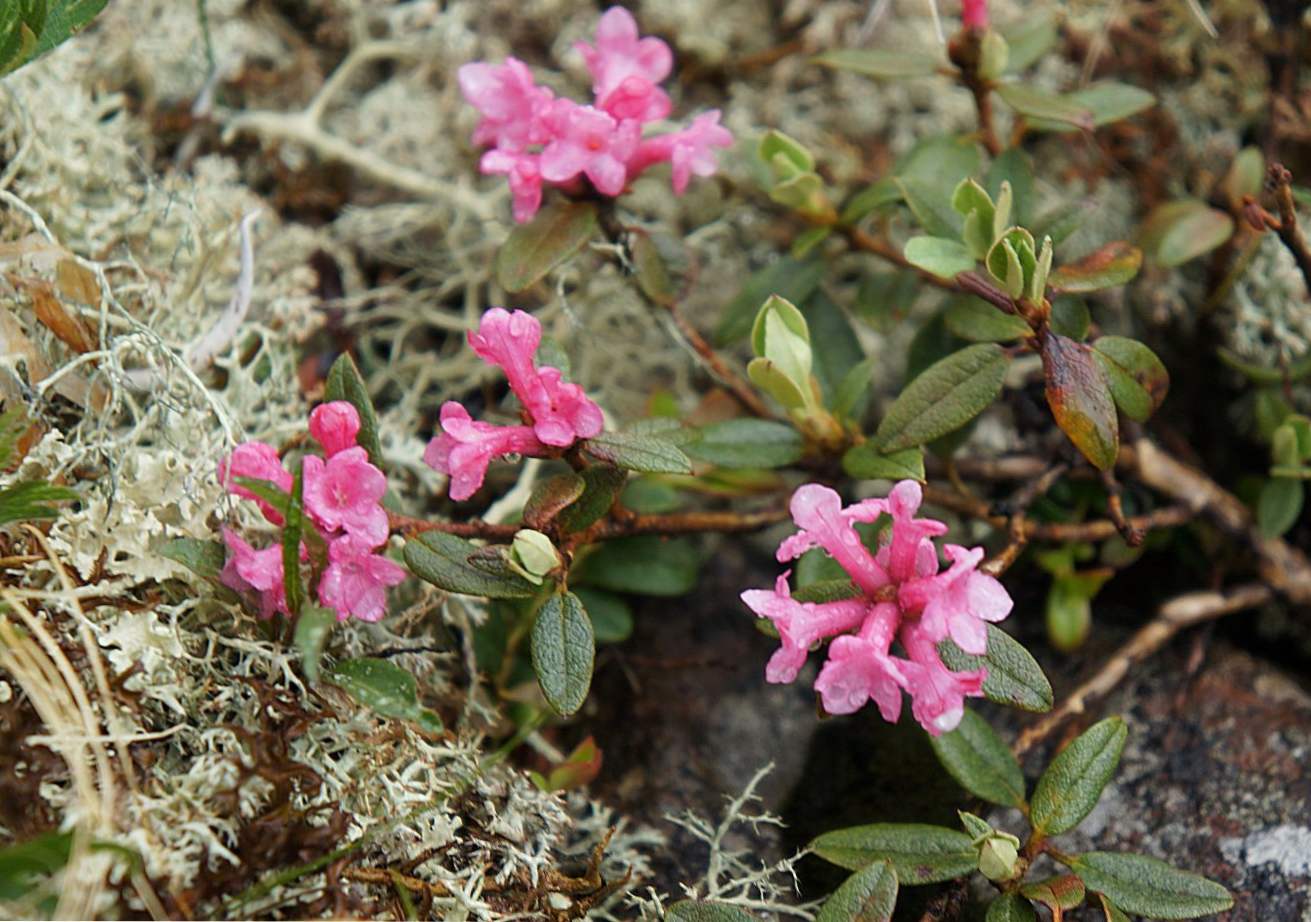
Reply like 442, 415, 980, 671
1041, 328, 1119, 470
31, 282, 96, 354
1049, 241, 1142, 293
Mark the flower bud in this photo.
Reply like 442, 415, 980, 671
978, 831, 1022, 882
512, 529, 560, 582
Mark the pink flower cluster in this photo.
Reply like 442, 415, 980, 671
741, 481, 1012, 735
424, 308, 604, 501
459, 6, 734, 222
962, 0, 989, 30
219, 401, 406, 622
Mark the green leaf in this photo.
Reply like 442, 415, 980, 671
1222, 147, 1265, 204
158, 537, 228, 583
329, 657, 444, 734
994, 84, 1093, 128
898, 135, 983, 188
280, 464, 307, 616
1049, 297, 1091, 341
1048, 82, 1155, 129
1021, 874, 1086, 910
0, 829, 72, 901
813, 48, 940, 79
716, 258, 825, 345
1041, 329, 1119, 470
986, 894, 1038, 922
324, 353, 385, 467
1000, 11, 1058, 73
834, 356, 878, 422
583, 429, 693, 474
1049, 242, 1143, 293
494, 201, 598, 293
985, 149, 1035, 225
523, 473, 587, 529
531, 591, 595, 716
1092, 336, 1169, 422
294, 606, 337, 683
1031, 716, 1128, 835
1070, 852, 1233, 919
1046, 575, 1095, 652
843, 444, 925, 481
944, 297, 1032, 342
939, 624, 1053, 712
875, 343, 1009, 451
404, 532, 536, 598
685, 419, 803, 469
791, 578, 862, 603
810, 823, 977, 884
0, 479, 77, 525
1, 0, 107, 75
630, 230, 677, 306
802, 292, 866, 405
1139, 200, 1234, 268
929, 709, 1025, 807
556, 465, 628, 533
904, 237, 977, 279
816, 860, 898, 922
0, 405, 30, 469
1258, 477, 1303, 538
573, 535, 699, 597
842, 179, 904, 224
572, 586, 633, 644
666, 900, 758, 922
760, 129, 816, 173
896, 178, 962, 238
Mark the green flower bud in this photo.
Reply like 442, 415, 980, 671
978, 831, 1023, 882
511, 529, 559, 582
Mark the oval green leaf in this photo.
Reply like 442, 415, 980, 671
842, 444, 925, 481
495, 201, 599, 293
816, 860, 898, 922
1092, 335, 1169, 422
1031, 716, 1128, 835
294, 605, 337, 684
404, 532, 536, 599
325, 353, 385, 467
1031, 82, 1155, 131
809, 823, 977, 884
985, 894, 1038, 922
1021, 874, 1086, 910
530, 591, 595, 716
1049, 242, 1143, 293
685, 419, 804, 470
583, 429, 693, 474
1139, 200, 1234, 268
1257, 477, 1304, 539
939, 624, 1053, 713
571, 586, 634, 644
555, 465, 628, 534
1041, 329, 1119, 470
523, 473, 586, 529
944, 297, 1033, 342
929, 709, 1026, 808
572, 535, 700, 597
994, 84, 1093, 129
813, 48, 941, 79
329, 658, 444, 734
875, 343, 1009, 452
1070, 852, 1233, 919
666, 900, 758, 922
904, 236, 977, 279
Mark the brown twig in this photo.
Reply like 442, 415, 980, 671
1122, 437, 1311, 604
921, 485, 1194, 545
388, 513, 518, 541
390, 506, 788, 545
1013, 582, 1273, 756
660, 297, 776, 420
981, 463, 1070, 576
844, 226, 1019, 314
1268, 163, 1311, 293
1099, 469, 1144, 547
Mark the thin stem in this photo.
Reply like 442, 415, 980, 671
1269, 163, 1311, 292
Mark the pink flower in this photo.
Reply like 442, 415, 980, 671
901, 624, 986, 734
458, 57, 554, 151
424, 402, 546, 502
219, 442, 293, 525
302, 447, 390, 547
962, 0, 989, 31
318, 535, 407, 622
814, 604, 907, 721
628, 110, 734, 194
540, 100, 640, 197
309, 401, 361, 458
740, 573, 869, 683
467, 308, 604, 446
480, 149, 544, 224
575, 7, 673, 122
220, 527, 289, 619
743, 480, 1010, 736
